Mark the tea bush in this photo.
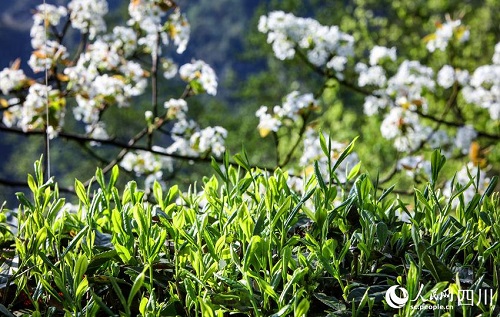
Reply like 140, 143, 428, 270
0, 146, 498, 316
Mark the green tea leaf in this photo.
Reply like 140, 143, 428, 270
332, 136, 358, 173
127, 269, 146, 308
75, 277, 89, 300
284, 188, 315, 228
27, 174, 37, 194
347, 161, 362, 181
109, 165, 119, 189
314, 161, 327, 192
199, 297, 215, 317
430, 150, 446, 186
295, 297, 310, 317
417, 242, 453, 282
61, 225, 89, 259
75, 179, 89, 206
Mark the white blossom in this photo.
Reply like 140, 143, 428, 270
28, 41, 69, 73
380, 107, 427, 152
258, 11, 354, 73
162, 58, 178, 79
369, 46, 396, 66
166, 8, 190, 54
19, 84, 63, 132
104, 26, 138, 57
85, 121, 109, 146
274, 91, 317, 121
386, 60, 435, 112
397, 155, 431, 178
363, 95, 390, 116
0, 67, 26, 95
437, 65, 455, 89
164, 98, 188, 120
356, 63, 387, 87
30, 4, 68, 49
256, 106, 281, 137
256, 91, 318, 137
462, 64, 500, 120
426, 19, 468, 52
190, 126, 227, 157
179, 60, 217, 95
1, 98, 22, 127
120, 150, 173, 176
68, 0, 108, 39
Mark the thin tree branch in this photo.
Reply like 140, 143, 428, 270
416, 110, 499, 140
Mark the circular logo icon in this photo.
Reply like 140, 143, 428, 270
385, 285, 409, 309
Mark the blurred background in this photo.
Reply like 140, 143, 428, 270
1, 0, 499, 204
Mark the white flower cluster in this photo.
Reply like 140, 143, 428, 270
121, 150, 173, 176
0, 66, 26, 95
30, 4, 67, 49
362, 60, 435, 117
299, 129, 359, 183
120, 150, 174, 189
162, 58, 178, 79
165, 119, 227, 158
165, 9, 190, 54
436, 64, 469, 89
167, 119, 199, 157
190, 126, 228, 157
29, 4, 70, 73
387, 61, 435, 109
128, 0, 166, 52
0, 98, 21, 127
256, 91, 318, 137
128, 2, 189, 56
461, 51, 500, 120
28, 41, 69, 73
369, 46, 397, 66
437, 65, 455, 89
164, 98, 188, 120
4, 83, 64, 136
85, 121, 109, 144
258, 11, 354, 77
356, 63, 387, 87
358, 60, 439, 152
425, 18, 469, 52
157, 98, 228, 158
362, 95, 391, 116
380, 107, 427, 152
493, 42, 500, 65
68, 0, 109, 39
255, 106, 281, 137
179, 60, 217, 96
64, 38, 148, 128
102, 26, 138, 58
